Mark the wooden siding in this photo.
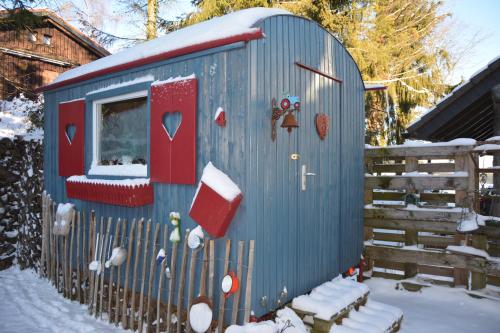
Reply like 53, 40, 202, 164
0, 22, 102, 99
43, 15, 364, 318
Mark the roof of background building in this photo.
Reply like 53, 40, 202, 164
0, 9, 110, 58
406, 56, 500, 141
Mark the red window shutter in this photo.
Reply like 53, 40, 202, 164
58, 99, 85, 177
150, 78, 197, 184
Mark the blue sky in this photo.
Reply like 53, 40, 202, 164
444, 0, 500, 83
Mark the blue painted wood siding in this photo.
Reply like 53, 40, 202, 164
43, 15, 364, 319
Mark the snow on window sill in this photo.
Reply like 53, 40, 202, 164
88, 164, 148, 177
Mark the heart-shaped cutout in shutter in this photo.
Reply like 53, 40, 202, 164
162, 112, 182, 140
65, 124, 76, 144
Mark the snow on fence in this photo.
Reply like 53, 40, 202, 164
364, 139, 500, 289
39, 193, 255, 332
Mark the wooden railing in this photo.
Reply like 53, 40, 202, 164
364, 139, 500, 289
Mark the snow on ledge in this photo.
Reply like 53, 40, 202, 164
200, 162, 242, 202
365, 138, 476, 149
446, 245, 490, 259
88, 163, 147, 177
474, 144, 500, 152
486, 136, 500, 142
67, 175, 150, 187
365, 171, 468, 177
53, 8, 291, 84
365, 203, 465, 213
86, 75, 154, 96
152, 74, 196, 86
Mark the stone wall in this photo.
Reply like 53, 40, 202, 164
0, 137, 43, 270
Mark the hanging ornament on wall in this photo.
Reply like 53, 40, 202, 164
105, 247, 127, 268
53, 203, 75, 236
188, 225, 205, 250
156, 248, 166, 265
221, 271, 239, 298
214, 107, 226, 127
189, 296, 213, 333
315, 113, 330, 140
169, 212, 182, 242
271, 95, 301, 141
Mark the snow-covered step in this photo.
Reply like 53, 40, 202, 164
329, 300, 403, 333
290, 276, 402, 333
292, 276, 369, 320
291, 277, 371, 332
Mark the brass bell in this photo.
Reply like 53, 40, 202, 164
281, 111, 299, 133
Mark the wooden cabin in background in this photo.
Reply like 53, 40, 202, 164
0, 9, 109, 100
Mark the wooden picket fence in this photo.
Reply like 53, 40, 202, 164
39, 192, 255, 333
364, 140, 500, 289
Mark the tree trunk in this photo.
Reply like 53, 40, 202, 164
146, 0, 157, 40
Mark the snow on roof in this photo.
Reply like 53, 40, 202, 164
53, 8, 291, 85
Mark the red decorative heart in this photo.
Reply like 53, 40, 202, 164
315, 113, 329, 140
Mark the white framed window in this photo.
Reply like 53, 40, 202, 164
89, 90, 148, 177
43, 34, 51, 45
28, 32, 37, 42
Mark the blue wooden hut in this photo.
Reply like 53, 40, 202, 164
40, 8, 365, 320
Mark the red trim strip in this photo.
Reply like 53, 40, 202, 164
37, 30, 264, 92
66, 180, 153, 207
294, 61, 343, 83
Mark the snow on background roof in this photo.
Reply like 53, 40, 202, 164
53, 8, 291, 84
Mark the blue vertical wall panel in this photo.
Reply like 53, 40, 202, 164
43, 14, 364, 319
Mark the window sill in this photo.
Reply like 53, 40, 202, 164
88, 164, 147, 177
66, 176, 153, 207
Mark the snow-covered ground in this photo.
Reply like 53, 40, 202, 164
365, 278, 500, 333
0, 267, 125, 333
1, 266, 499, 333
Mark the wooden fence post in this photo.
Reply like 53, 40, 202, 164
108, 219, 121, 323
138, 219, 152, 332
177, 232, 190, 333
145, 222, 160, 332
404, 157, 418, 278
115, 219, 127, 326
243, 240, 255, 324
471, 234, 488, 290
231, 241, 245, 325
156, 224, 168, 333
130, 218, 144, 330
217, 239, 231, 333
454, 153, 470, 286
122, 219, 137, 329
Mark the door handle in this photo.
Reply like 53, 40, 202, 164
301, 165, 316, 191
